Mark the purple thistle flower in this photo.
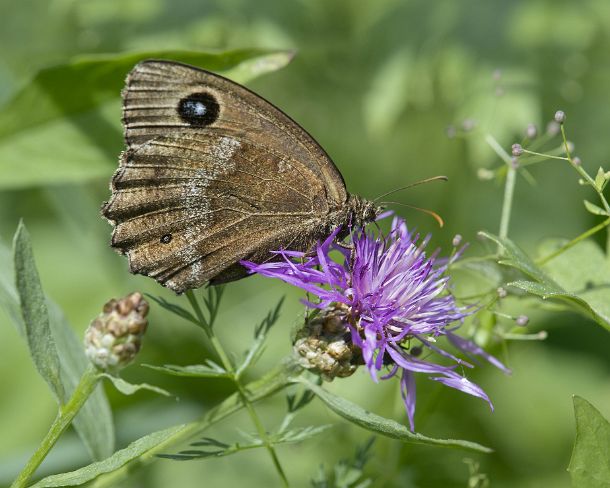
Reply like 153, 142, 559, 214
242, 217, 509, 431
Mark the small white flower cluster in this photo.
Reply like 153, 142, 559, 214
293, 304, 360, 381
84, 292, 149, 371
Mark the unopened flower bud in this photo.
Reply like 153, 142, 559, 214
461, 119, 476, 132
446, 125, 457, 139
452, 234, 462, 247
572, 156, 582, 166
525, 123, 537, 139
477, 168, 494, 180
515, 315, 529, 327
511, 143, 523, 157
510, 157, 520, 169
554, 110, 566, 124
293, 304, 361, 381
84, 292, 149, 371
546, 120, 560, 136
497, 287, 508, 299
566, 141, 575, 153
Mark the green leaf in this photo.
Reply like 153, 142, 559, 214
1, 229, 114, 460
30, 425, 185, 487
13, 221, 64, 401
0, 49, 294, 189
146, 294, 198, 325
568, 396, 610, 488
583, 200, 608, 216
101, 374, 171, 397
297, 378, 492, 453
143, 362, 229, 378
594, 167, 607, 191
479, 232, 610, 331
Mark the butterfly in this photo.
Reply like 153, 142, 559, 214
102, 60, 380, 293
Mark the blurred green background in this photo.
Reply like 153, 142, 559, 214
1, 0, 609, 486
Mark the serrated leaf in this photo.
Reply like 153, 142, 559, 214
30, 425, 184, 487
13, 221, 64, 401
0, 49, 294, 189
479, 232, 610, 331
568, 396, 610, 488
297, 378, 491, 453
143, 363, 228, 378
2, 229, 114, 459
583, 200, 608, 216
102, 374, 171, 397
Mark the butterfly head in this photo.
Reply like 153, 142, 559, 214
345, 194, 383, 229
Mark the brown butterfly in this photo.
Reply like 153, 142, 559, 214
102, 60, 380, 293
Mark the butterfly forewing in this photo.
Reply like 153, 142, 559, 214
103, 60, 349, 293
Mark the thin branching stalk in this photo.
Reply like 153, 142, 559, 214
186, 290, 290, 487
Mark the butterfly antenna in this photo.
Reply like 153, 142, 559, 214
381, 201, 445, 227
373, 175, 448, 202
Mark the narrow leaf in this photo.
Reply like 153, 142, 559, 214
568, 396, 610, 488
146, 294, 198, 325
143, 363, 229, 378
13, 221, 64, 401
2, 231, 114, 459
102, 374, 171, 397
298, 378, 492, 453
30, 425, 184, 487
583, 200, 608, 216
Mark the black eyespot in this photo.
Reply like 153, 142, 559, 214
160, 233, 172, 244
178, 92, 220, 126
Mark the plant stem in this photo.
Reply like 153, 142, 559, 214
186, 290, 290, 487
11, 365, 100, 488
485, 134, 517, 248
94, 360, 298, 487
536, 217, 610, 265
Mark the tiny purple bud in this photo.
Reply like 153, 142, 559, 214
554, 110, 566, 124
511, 143, 523, 157
546, 120, 560, 136
525, 123, 537, 139
497, 287, 508, 299
515, 315, 529, 327
510, 157, 520, 169
572, 156, 582, 166
446, 125, 457, 139
566, 141, 575, 153
462, 119, 476, 131
452, 234, 462, 247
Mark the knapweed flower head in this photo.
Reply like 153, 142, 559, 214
84, 292, 149, 371
242, 217, 509, 430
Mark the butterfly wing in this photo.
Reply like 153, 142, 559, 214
102, 60, 348, 293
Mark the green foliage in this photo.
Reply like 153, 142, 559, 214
30, 425, 185, 487
99, 373, 171, 397
480, 232, 610, 331
568, 396, 610, 488
0, 49, 294, 189
311, 438, 375, 488
3, 223, 114, 461
298, 378, 492, 453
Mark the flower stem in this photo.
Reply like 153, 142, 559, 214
536, 217, 610, 265
485, 134, 517, 246
11, 365, 100, 488
186, 290, 290, 487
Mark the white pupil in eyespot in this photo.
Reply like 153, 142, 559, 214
189, 101, 206, 116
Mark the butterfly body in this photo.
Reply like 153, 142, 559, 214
102, 60, 379, 293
